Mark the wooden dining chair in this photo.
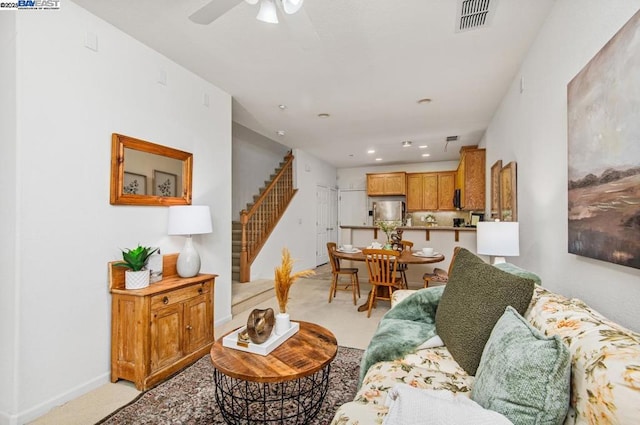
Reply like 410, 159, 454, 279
423, 246, 461, 287
327, 242, 361, 305
363, 249, 403, 318
395, 240, 414, 288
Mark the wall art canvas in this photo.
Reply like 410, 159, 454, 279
568, 9, 640, 269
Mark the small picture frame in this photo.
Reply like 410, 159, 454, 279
123, 172, 147, 195
153, 170, 177, 197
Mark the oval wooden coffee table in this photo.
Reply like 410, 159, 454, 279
210, 321, 338, 424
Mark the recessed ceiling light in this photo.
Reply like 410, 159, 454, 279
367, 149, 376, 154
278, 104, 287, 110
317, 113, 330, 118
422, 153, 430, 157
419, 145, 428, 149
375, 158, 383, 161
417, 98, 432, 104
402, 141, 412, 147
276, 130, 285, 136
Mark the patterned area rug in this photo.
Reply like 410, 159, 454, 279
96, 346, 363, 425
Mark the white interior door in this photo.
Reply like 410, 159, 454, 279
316, 186, 330, 265
329, 188, 338, 244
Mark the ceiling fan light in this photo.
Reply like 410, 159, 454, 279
245, 0, 259, 5
282, 0, 304, 14
256, 0, 278, 23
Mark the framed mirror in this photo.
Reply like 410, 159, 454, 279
110, 133, 193, 206
499, 161, 517, 222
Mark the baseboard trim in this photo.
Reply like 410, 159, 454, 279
11, 372, 110, 425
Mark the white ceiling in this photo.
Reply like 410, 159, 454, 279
73, 0, 555, 168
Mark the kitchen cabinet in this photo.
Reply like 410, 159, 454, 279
456, 146, 486, 211
406, 172, 456, 211
367, 172, 406, 196
109, 253, 216, 390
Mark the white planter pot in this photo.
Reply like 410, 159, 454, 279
274, 312, 291, 335
125, 270, 150, 290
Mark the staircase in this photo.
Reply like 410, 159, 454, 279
233, 152, 297, 283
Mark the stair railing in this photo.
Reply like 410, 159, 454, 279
239, 152, 297, 282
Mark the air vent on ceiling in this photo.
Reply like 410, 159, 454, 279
456, 0, 496, 32
446, 136, 459, 142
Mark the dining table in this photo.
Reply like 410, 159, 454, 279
332, 247, 445, 312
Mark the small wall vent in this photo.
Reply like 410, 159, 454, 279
446, 136, 459, 142
456, 0, 496, 32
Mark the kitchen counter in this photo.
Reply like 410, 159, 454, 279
340, 225, 476, 242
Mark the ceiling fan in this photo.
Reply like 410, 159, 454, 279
189, 0, 305, 25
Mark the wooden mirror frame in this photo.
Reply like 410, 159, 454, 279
499, 161, 517, 222
110, 133, 193, 206
490, 160, 502, 219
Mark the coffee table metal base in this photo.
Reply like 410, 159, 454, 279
213, 366, 331, 425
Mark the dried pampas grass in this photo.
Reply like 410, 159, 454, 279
274, 248, 315, 314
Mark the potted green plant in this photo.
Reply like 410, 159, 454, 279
115, 245, 159, 289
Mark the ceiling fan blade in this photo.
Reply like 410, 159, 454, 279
189, 0, 243, 25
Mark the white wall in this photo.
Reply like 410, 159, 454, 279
485, 0, 640, 332
0, 13, 18, 423
0, 3, 232, 423
250, 149, 337, 279
232, 123, 290, 217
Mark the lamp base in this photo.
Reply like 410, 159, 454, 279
177, 236, 201, 278
490, 256, 507, 265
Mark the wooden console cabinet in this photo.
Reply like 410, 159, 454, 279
108, 254, 217, 390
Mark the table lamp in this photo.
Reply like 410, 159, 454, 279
476, 221, 519, 264
168, 205, 212, 277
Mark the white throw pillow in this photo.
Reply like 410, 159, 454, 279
383, 385, 513, 425
416, 334, 444, 350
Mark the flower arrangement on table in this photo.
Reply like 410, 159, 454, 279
376, 220, 402, 247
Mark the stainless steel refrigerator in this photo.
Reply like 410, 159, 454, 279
372, 201, 405, 223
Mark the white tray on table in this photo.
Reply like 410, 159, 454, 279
222, 321, 300, 356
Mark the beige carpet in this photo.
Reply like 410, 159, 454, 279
30, 270, 387, 425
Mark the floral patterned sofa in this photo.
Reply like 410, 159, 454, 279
331, 266, 640, 425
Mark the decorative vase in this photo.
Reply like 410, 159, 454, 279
274, 312, 291, 335
125, 269, 150, 289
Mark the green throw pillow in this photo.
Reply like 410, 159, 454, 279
471, 306, 571, 425
434, 248, 534, 375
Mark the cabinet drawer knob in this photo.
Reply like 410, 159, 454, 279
162, 296, 169, 304
198, 288, 203, 295
186, 325, 193, 330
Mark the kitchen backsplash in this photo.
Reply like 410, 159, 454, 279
407, 211, 478, 227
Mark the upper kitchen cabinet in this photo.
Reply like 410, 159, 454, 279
367, 172, 406, 196
406, 172, 456, 211
456, 146, 486, 211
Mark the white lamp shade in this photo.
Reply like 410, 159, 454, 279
168, 205, 212, 236
282, 0, 304, 14
256, 0, 278, 23
477, 221, 520, 257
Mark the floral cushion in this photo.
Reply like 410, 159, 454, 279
524, 286, 640, 425
331, 347, 474, 425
